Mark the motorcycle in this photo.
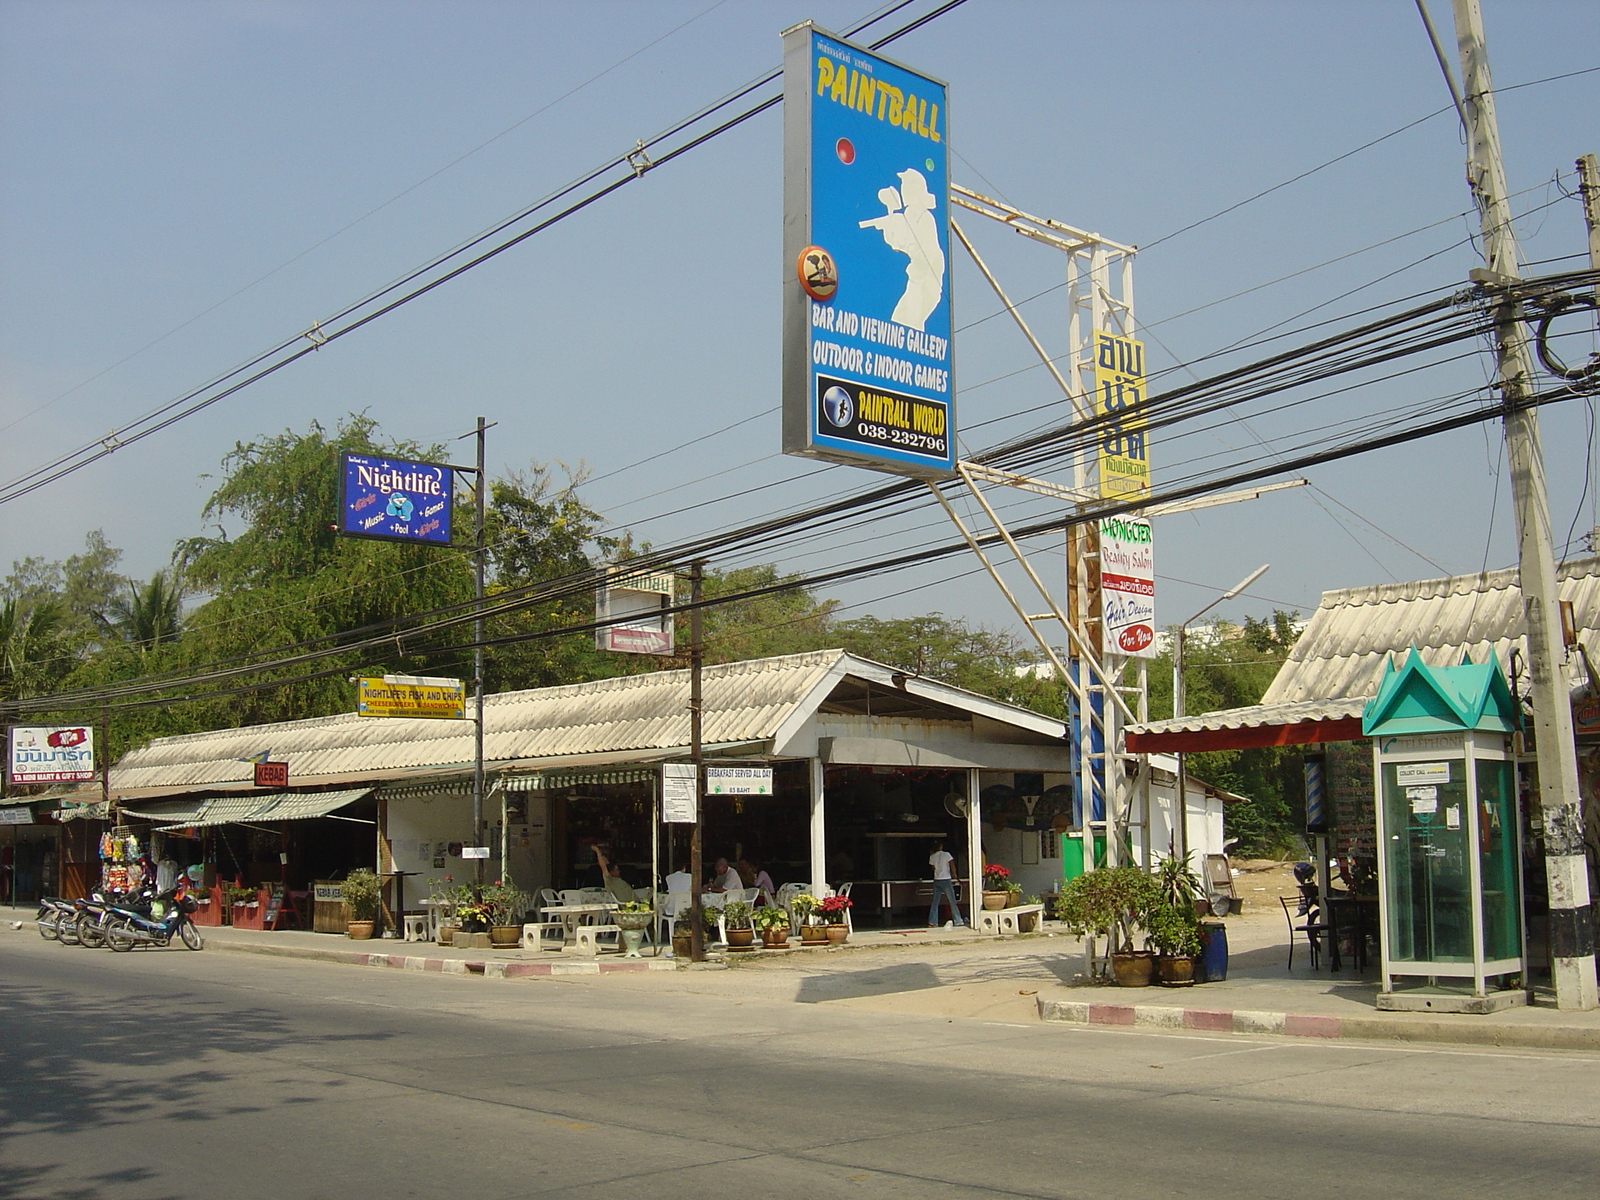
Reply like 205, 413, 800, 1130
103, 886, 203, 952
34, 897, 76, 942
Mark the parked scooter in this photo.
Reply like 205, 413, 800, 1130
103, 885, 203, 952
34, 897, 76, 942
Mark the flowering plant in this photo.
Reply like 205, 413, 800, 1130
818, 894, 853, 924
982, 864, 1012, 890
481, 881, 530, 926
751, 905, 790, 932
787, 892, 820, 923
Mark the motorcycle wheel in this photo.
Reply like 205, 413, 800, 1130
178, 921, 204, 951
77, 914, 107, 948
57, 915, 82, 946
104, 920, 137, 953
38, 910, 59, 940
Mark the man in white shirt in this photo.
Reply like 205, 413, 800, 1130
928, 840, 966, 927
708, 857, 744, 893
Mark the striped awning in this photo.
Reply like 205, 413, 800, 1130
503, 767, 658, 791
124, 788, 372, 831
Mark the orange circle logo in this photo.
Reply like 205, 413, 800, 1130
798, 245, 838, 301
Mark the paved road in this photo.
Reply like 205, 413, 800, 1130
2, 931, 1597, 1200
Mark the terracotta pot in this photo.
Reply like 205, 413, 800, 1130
726, 928, 755, 950
1017, 911, 1040, 933
761, 927, 790, 949
800, 925, 828, 945
1156, 954, 1197, 987
437, 925, 457, 946
825, 924, 849, 944
982, 891, 1010, 911
1110, 951, 1155, 987
490, 925, 521, 948
347, 921, 375, 941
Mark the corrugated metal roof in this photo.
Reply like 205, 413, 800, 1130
124, 788, 372, 829
1261, 555, 1600, 706
1129, 698, 1369, 738
110, 650, 1065, 799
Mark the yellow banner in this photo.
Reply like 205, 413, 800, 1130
1093, 330, 1149, 500
357, 677, 466, 720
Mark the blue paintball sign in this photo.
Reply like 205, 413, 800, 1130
339, 453, 453, 546
782, 22, 954, 478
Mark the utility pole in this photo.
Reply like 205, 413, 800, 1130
472, 416, 487, 899
1452, 0, 1597, 1008
1578, 154, 1600, 311
688, 561, 706, 963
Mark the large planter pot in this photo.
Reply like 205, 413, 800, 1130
347, 920, 375, 941
824, 924, 849, 945
761, 927, 790, 949
672, 933, 692, 958
799, 924, 828, 945
726, 928, 756, 950
982, 891, 1010, 911
1017, 910, 1040, 933
490, 925, 521, 948
1156, 954, 1197, 987
437, 925, 457, 946
1110, 951, 1155, 987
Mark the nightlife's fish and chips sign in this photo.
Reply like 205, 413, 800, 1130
1099, 516, 1155, 658
339, 453, 453, 546
357, 676, 466, 720
781, 22, 954, 478
7, 725, 95, 784
1094, 331, 1149, 500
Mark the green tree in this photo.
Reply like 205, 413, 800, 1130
0, 596, 68, 702
1147, 611, 1304, 856
99, 569, 185, 652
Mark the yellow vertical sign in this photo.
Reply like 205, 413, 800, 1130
1094, 330, 1149, 500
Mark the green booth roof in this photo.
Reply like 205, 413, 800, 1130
1361, 649, 1519, 738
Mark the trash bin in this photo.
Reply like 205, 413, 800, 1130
1198, 920, 1228, 983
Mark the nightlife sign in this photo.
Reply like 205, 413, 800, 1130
339, 453, 453, 546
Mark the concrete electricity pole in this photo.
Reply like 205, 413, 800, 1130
1578, 154, 1600, 310
1451, 0, 1597, 1009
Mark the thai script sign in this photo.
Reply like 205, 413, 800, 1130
782, 22, 955, 478
357, 676, 466, 720
339, 452, 453, 545
7, 725, 95, 784
1094, 330, 1148, 499
705, 766, 774, 796
1099, 516, 1155, 658
595, 570, 675, 656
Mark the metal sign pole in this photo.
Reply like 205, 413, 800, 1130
472, 416, 487, 899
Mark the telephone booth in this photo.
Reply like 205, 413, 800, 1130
1363, 651, 1526, 1013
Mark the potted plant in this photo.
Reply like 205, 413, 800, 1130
483, 881, 529, 947
341, 868, 381, 940
1156, 852, 1205, 917
1051, 866, 1163, 985
613, 899, 654, 957
1018, 894, 1042, 933
430, 877, 466, 945
752, 904, 790, 949
981, 864, 1014, 910
672, 908, 716, 958
721, 901, 756, 950
1146, 900, 1203, 986
818, 894, 852, 943
789, 893, 826, 944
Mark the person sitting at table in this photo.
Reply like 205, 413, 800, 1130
592, 844, 636, 904
739, 857, 775, 903
706, 857, 744, 893
664, 862, 692, 894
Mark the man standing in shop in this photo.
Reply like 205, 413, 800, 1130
927, 839, 965, 928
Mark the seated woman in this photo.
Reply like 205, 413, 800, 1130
739, 857, 776, 904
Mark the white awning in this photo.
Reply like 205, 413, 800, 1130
124, 788, 373, 831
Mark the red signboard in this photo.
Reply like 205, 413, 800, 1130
254, 761, 289, 788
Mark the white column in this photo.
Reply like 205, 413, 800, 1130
967, 767, 983, 929
809, 757, 827, 896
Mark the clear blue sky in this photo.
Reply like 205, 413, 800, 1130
2, 0, 1597, 637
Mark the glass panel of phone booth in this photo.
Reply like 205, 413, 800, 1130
1475, 757, 1521, 962
1381, 760, 1472, 964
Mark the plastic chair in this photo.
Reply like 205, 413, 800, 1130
537, 888, 561, 917
558, 889, 585, 907
1280, 896, 1328, 970
837, 881, 854, 933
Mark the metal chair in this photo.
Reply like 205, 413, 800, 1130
1279, 895, 1328, 970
